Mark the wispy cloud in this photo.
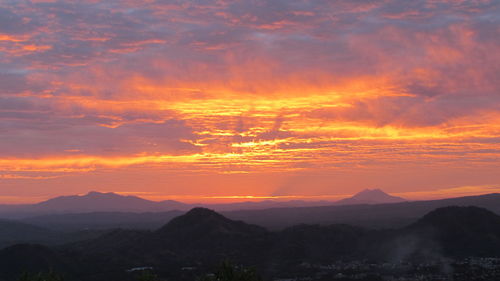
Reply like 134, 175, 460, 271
0, 0, 499, 200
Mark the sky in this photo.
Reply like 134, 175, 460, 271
0, 0, 500, 204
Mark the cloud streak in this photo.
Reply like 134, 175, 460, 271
0, 0, 499, 200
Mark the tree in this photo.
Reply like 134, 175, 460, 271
199, 261, 263, 281
137, 270, 160, 281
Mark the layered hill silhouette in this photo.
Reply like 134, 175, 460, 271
0, 218, 109, 250
2, 206, 500, 281
226, 193, 500, 230
0, 220, 56, 249
22, 210, 184, 231
0, 189, 405, 220
2, 192, 499, 232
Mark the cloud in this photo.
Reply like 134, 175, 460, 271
0, 7, 37, 35
0, 0, 499, 194
0, 118, 199, 157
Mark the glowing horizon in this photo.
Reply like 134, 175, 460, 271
0, 0, 499, 203
3, 184, 500, 205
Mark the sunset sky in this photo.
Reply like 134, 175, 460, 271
1, 0, 500, 203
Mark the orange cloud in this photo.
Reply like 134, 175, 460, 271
0, 0, 499, 201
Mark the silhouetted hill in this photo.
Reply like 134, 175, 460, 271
152, 208, 269, 264
411, 206, 500, 230
403, 206, 500, 257
336, 189, 406, 205
158, 207, 266, 237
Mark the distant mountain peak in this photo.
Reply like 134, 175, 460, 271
86, 191, 104, 195
353, 188, 392, 199
355, 188, 384, 195
85, 191, 120, 198
87, 191, 110, 195
336, 188, 406, 205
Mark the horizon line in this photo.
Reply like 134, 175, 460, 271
1, 184, 500, 205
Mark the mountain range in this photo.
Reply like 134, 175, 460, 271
0, 192, 190, 218
7, 192, 498, 232
0, 189, 406, 219
2, 190, 500, 252
225, 192, 500, 230
2, 206, 500, 281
